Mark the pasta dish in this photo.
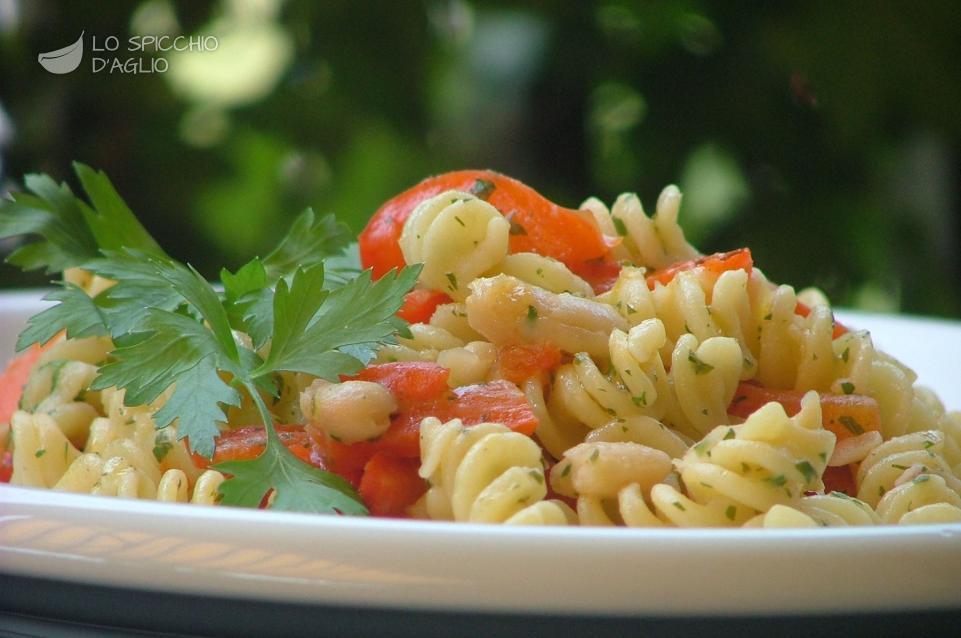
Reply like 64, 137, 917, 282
1, 166, 959, 528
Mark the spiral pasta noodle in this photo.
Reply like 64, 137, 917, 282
549, 441, 673, 527
734, 483, 883, 529
600, 257, 953, 443
827, 330, 950, 440
10, 411, 82, 489
574, 482, 666, 527
582, 186, 699, 270
374, 322, 496, 388
10, 366, 223, 504
399, 190, 510, 300
602, 265, 819, 391
530, 318, 741, 458
10, 406, 224, 504
855, 430, 961, 508
875, 474, 961, 524
650, 392, 835, 527
795, 492, 881, 527
651, 269, 765, 380
939, 410, 961, 476
416, 417, 572, 524
18, 359, 99, 443
496, 252, 594, 297
15, 336, 114, 444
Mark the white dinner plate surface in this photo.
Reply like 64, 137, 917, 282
1, 290, 960, 616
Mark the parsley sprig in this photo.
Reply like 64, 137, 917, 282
1, 163, 420, 515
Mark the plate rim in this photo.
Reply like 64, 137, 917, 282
2, 291, 961, 616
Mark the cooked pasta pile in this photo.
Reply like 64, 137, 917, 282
3, 173, 960, 528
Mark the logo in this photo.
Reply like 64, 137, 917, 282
38, 32, 84, 74
38, 32, 219, 75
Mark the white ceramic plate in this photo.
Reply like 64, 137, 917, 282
1, 291, 960, 617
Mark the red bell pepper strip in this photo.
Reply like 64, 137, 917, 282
396, 289, 451, 325
0, 341, 57, 427
728, 381, 881, 444
342, 362, 451, 410
646, 248, 848, 336
492, 343, 563, 386
359, 170, 614, 279
313, 365, 538, 486
358, 452, 427, 518
645, 248, 753, 289
821, 464, 858, 496
0, 451, 12, 483
569, 257, 623, 294
192, 425, 317, 469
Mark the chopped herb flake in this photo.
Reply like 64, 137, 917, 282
840, 381, 855, 395
505, 211, 527, 236
612, 217, 628, 237
153, 441, 173, 462
725, 505, 736, 521
445, 272, 458, 291
765, 474, 787, 487
838, 416, 864, 435
469, 178, 495, 199
795, 461, 817, 483
693, 441, 711, 456
687, 350, 715, 374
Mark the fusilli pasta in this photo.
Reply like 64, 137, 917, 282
416, 417, 572, 524
651, 392, 835, 527
582, 185, 699, 270
6, 172, 961, 529
549, 441, 672, 527
399, 190, 510, 300
855, 430, 961, 508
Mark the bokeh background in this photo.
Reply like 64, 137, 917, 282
1, 0, 959, 317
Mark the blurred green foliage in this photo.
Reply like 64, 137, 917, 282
1, 0, 959, 318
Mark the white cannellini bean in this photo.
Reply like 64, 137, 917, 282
300, 380, 397, 444
466, 274, 627, 358
550, 441, 672, 498
828, 430, 883, 467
